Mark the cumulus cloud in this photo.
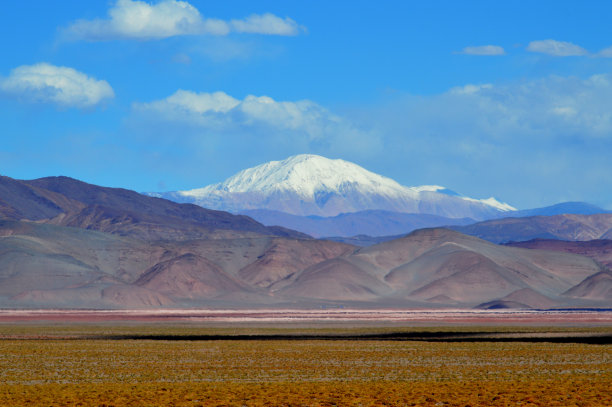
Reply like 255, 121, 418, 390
458, 45, 505, 55
155, 90, 240, 113
63, 0, 301, 41
598, 46, 612, 58
230, 13, 300, 36
0, 63, 114, 108
449, 83, 493, 95
527, 40, 588, 56
132, 90, 378, 157
388, 74, 612, 143
137, 90, 343, 135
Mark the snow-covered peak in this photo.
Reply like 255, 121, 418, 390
182, 154, 409, 199
167, 154, 516, 218
461, 196, 516, 212
411, 186, 514, 211
410, 185, 447, 192
409, 185, 461, 196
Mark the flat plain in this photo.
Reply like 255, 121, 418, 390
1, 312, 611, 406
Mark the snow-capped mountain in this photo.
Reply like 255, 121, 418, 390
153, 154, 515, 219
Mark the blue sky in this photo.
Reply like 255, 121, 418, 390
1, 0, 612, 209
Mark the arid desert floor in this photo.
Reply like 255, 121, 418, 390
0, 310, 610, 406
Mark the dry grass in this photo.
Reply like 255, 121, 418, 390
0, 325, 610, 406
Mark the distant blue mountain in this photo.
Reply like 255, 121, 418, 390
449, 212, 612, 244
240, 202, 610, 240
240, 209, 475, 238
508, 202, 610, 218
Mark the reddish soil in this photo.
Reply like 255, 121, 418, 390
0, 309, 610, 325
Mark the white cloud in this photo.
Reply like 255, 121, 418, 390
63, 0, 301, 41
449, 83, 493, 95
0, 63, 114, 108
172, 53, 192, 65
527, 40, 588, 56
136, 90, 339, 134
458, 45, 505, 56
426, 74, 612, 138
551, 106, 577, 117
156, 90, 240, 113
133, 90, 378, 156
231, 13, 299, 36
598, 46, 612, 58
346, 72, 612, 207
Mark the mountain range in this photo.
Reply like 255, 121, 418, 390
1, 214, 608, 308
505, 239, 612, 269
327, 213, 612, 247
151, 154, 515, 219
1, 163, 611, 309
240, 209, 475, 239
451, 213, 612, 244
150, 155, 610, 239
0, 175, 304, 241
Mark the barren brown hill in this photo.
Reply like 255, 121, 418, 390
477, 288, 558, 309
500, 288, 559, 308
277, 258, 391, 301
563, 272, 612, 301
0, 220, 353, 308
451, 213, 612, 243
0, 220, 173, 307
238, 239, 354, 288
1, 175, 306, 240
1, 217, 609, 308
392, 249, 525, 302
0, 176, 83, 220
346, 228, 604, 304
15, 284, 173, 308
46, 204, 279, 241
505, 239, 612, 269
269, 228, 607, 307
135, 253, 250, 299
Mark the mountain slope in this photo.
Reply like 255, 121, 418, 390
0, 175, 306, 241
564, 272, 612, 300
505, 239, 612, 269
372, 229, 599, 300
0, 219, 352, 308
499, 288, 558, 308
241, 200, 610, 240
237, 239, 354, 288
273, 228, 605, 306
0, 219, 169, 308
153, 154, 514, 219
1, 217, 608, 308
477, 287, 559, 309
277, 258, 391, 301
451, 214, 612, 244
135, 253, 250, 299
508, 202, 610, 218
241, 209, 475, 238
0, 175, 84, 220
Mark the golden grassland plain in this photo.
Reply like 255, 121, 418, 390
0, 324, 610, 406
